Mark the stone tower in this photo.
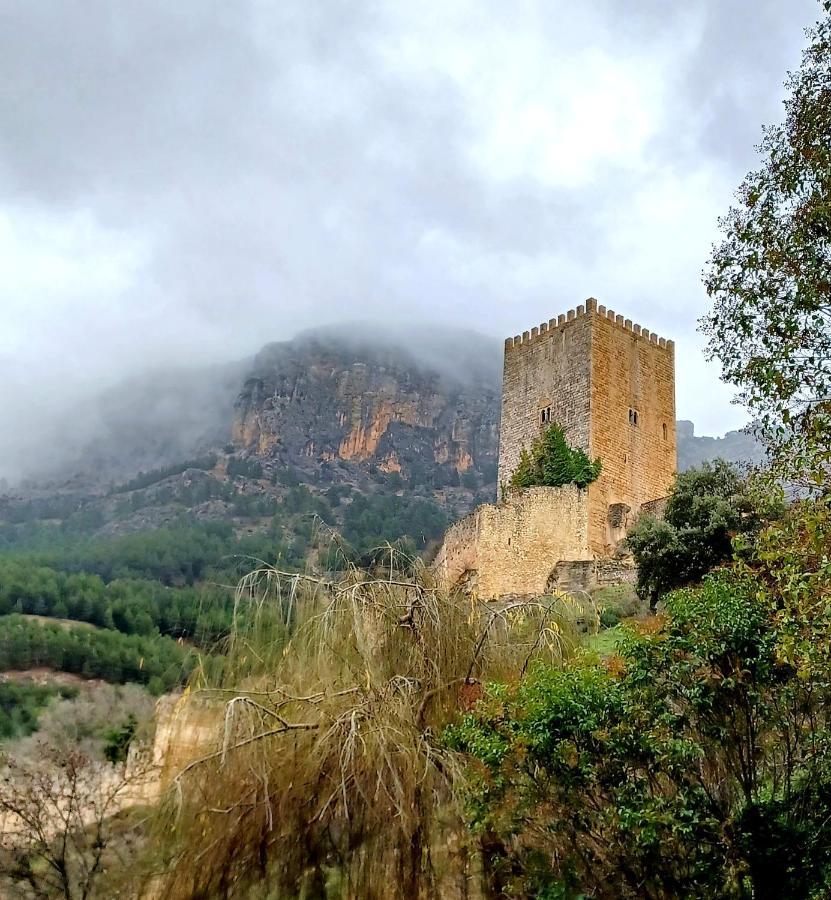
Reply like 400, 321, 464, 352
433, 298, 677, 599
498, 298, 676, 554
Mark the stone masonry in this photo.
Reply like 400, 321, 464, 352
499, 298, 676, 553
432, 485, 592, 598
434, 299, 677, 598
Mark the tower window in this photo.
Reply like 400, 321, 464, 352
540, 406, 552, 426
628, 408, 639, 426
662, 422, 668, 440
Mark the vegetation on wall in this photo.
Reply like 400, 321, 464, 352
508, 423, 601, 491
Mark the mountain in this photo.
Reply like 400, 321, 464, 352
0, 328, 503, 560
0, 327, 763, 555
676, 420, 765, 471
233, 328, 500, 487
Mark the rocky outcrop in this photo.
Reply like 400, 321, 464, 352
676, 420, 764, 470
232, 335, 500, 486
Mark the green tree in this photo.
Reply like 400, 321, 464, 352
508, 447, 536, 489
702, 5, 831, 484
627, 460, 776, 609
103, 713, 139, 763
508, 424, 601, 491
448, 565, 831, 899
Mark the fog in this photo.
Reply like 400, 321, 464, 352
0, 0, 820, 482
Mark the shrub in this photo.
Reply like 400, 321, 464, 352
149, 557, 586, 899
592, 583, 644, 627
627, 460, 779, 608
449, 566, 831, 899
509, 424, 601, 490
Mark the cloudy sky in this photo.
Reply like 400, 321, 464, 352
0, 0, 821, 479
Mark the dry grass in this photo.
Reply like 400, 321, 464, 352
145, 548, 589, 899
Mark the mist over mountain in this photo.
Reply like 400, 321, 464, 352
2, 324, 760, 507
1, 323, 502, 488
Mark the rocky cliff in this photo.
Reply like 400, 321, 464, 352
231, 331, 500, 489
3, 328, 761, 534
676, 420, 764, 471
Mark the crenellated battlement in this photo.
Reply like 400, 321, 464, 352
504, 297, 675, 352
437, 294, 677, 599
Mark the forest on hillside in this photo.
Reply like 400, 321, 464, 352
0, 3, 829, 899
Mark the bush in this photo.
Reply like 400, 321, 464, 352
627, 460, 778, 608
152, 561, 583, 899
509, 424, 601, 490
592, 584, 644, 628
449, 564, 831, 899
0, 682, 77, 740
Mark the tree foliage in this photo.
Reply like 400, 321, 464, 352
448, 553, 831, 899
340, 492, 448, 560
109, 454, 218, 493
0, 743, 146, 899
702, 6, 831, 483
0, 616, 198, 692
509, 424, 601, 491
149, 559, 586, 899
0, 560, 235, 646
627, 460, 777, 608
0, 682, 77, 742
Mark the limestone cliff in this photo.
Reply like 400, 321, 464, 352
232, 333, 500, 486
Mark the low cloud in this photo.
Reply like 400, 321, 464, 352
0, 0, 820, 481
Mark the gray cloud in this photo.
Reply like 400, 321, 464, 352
0, 0, 821, 481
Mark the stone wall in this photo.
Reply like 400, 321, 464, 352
641, 496, 670, 519
498, 310, 592, 497
547, 557, 637, 594
432, 485, 592, 599
588, 305, 676, 553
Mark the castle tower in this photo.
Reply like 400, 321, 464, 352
498, 298, 676, 554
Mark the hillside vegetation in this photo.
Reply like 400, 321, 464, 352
0, 5, 828, 895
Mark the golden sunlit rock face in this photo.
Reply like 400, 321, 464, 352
232, 341, 499, 483
337, 401, 410, 460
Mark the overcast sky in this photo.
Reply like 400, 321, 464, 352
0, 0, 822, 480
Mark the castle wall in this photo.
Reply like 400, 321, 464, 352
588, 307, 676, 553
498, 309, 592, 497
438, 298, 677, 600
433, 485, 592, 598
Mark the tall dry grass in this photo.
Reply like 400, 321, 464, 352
147, 548, 589, 899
